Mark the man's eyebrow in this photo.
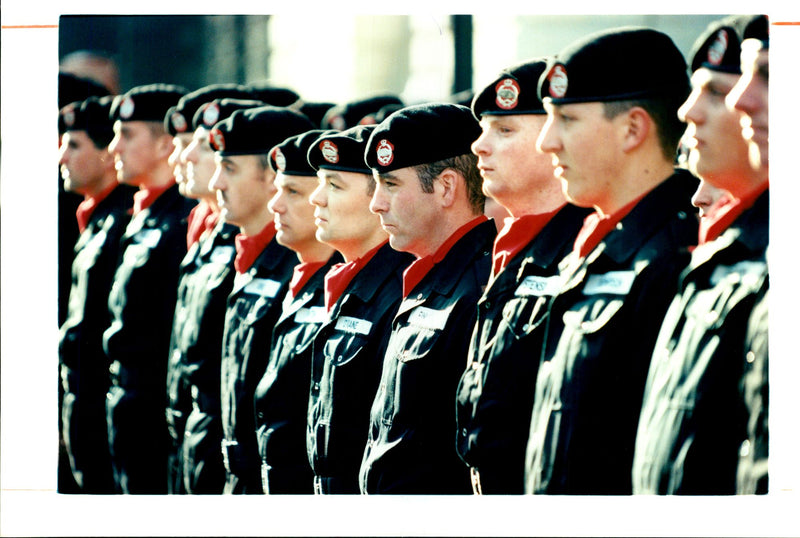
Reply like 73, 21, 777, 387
377, 172, 398, 180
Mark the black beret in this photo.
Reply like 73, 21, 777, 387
58, 71, 110, 109
743, 14, 770, 48
322, 94, 404, 130
365, 103, 481, 173
296, 101, 337, 128
192, 98, 265, 131
208, 105, 314, 157
689, 15, 769, 74
59, 95, 115, 146
269, 129, 331, 176
110, 83, 187, 123
165, 83, 254, 135
308, 125, 376, 174
472, 58, 549, 119
538, 27, 689, 105
245, 81, 301, 107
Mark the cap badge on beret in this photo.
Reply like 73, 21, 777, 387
547, 64, 569, 99
707, 29, 729, 66
171, 111, 188, 133
202, 102, 220, 128
495, 78, 521, 110
274, 148, 287, 172
376, 139, 394, 167
210, 128, 225, 152
320, 140, 340, 164
119, 96, 135, 119
63, 105, 76, 127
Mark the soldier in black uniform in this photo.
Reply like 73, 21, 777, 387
163, 86, 260, 494
454, 58, 591, 494
58, 96, 135, 494
103, 84, 194, 494
253, 129, 340, 494
359, 104, 496, 494
522, 28, 698, 495
305, 125, 414, 494
207, 106, 314, 493
632, 16, 770, 495
164, 97, 265, 494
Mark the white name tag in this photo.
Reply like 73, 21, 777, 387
408, 306, 449, 330
295, 306, 328, 324
583, 271, 635, 295
133, 228, 162, 248
335, 316, 373, 335
710, 261, 767, 286
210, 245, 236, 264
515, 275, 562, 297
243, 278, 281, 298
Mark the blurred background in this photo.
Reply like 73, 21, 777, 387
59, 14, 723, 106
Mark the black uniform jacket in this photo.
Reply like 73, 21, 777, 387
219, 237, 297, 494
524, 169, 698, 495
59, 184, 134, 492
455, 203, 590, 494
167, 219, 238, 494
253, 253, 342, 494
102, 183, 195, 493
307, 244, 414, 494
632, 190, 768, 495
359, 219, 496, 494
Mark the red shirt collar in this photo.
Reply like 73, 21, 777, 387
402, 216, 488, 298
492, 206, 564, 276
698, 181, 769, 245
324, 240, 387, 311
186, 202, 218, 250
75, 182, 120, 233
572, 194, 645, 258
132, 183, 172, 215
289, 260, 330, 298
234, 221, 277, 274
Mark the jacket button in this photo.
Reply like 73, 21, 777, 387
746, 351, 756, 363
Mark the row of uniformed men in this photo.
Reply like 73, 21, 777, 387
57, 16, 769, 495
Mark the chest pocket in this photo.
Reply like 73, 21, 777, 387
562, 270, 636, 334
232, 278, 282, 327
123, 228, 162, 269
203, 246, 236, 291
323, 316, 373, 367
686, 260, 768, 331
392, 304, 455, 362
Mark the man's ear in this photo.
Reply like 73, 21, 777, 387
436, 168, 460, 208
621, 106, 651, 152
156, 133, 176, 160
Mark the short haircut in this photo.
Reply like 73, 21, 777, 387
413, 153, 485, 215
602, 96, 687, 162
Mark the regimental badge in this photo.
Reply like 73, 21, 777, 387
707, 29, 729, 66
171, 112, 188, 132
321, 140, 339, 164
495, 78, 521, 110
274, 148, 286, 172
548, 64, 568, 99
210, 128, 225, 151
119, 96, 135, 119
63, 104, 76, 127
376, 139, 394, 167
330, 115, 346, 131
202, 102, 220, 127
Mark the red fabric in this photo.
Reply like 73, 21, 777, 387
698, 181, 769, 245
132, 183, 172, 215
573, 194, 645, 258
186, 202, 218, 250
492, 206, 564, 276
75, 182, 119, 233
289, 260, 329, 298
402, 216, 488, 298
324, 240, 387, 311
234, 221, 277, 274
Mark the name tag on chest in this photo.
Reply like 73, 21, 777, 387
335, 316, 373, 335
243, 278, 281, 298
133, 228, 162, 248
583, 270, 635, 295
408, 306, 449, 330
210, 245, 235, 264
295, 306, 328, 324
515, 275, 561, 297
710, 261, 767, 286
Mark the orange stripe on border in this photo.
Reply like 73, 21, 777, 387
773, 21, 800, 25
1, 25, 58, 29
